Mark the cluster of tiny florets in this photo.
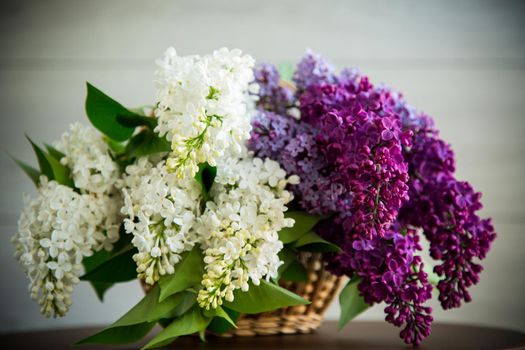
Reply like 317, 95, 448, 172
118, 157, 202, 285
13, 178, 119, 317
55, 123, 119, 194
154, 47, 257, 178
194, 155, 298, 309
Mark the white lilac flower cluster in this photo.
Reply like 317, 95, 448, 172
118, 47, 299, 308
13, 47, 298, 318
118, 158, 202, 285
12, 178, 119, 317
154, 47, 257, 178
195, 156, 299, 309
13, 123, 121, 317
53, 122, 121, 251
55, 123, 119, 194
118, 154, 298, 294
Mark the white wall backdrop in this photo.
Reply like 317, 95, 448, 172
1, 0, 524, 333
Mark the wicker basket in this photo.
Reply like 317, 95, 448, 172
142, 252, 343, 337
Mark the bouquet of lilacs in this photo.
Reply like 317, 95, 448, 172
11, 47, 496, 347
249, 51, 497, 345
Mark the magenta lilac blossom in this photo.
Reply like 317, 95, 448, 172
249, 51, 496, 346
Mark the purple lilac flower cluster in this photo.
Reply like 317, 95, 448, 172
292, 49, 336, 91
379, 86, 497, 310
248, 52, 496, 345
320, 222, 433, 345
253, 63, 294, 115
300, 82, 412, 240
398, 125, 496, 310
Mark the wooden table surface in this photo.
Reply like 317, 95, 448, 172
1, 321, 524, 350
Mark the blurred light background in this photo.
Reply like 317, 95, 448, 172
1, 0, 524, 333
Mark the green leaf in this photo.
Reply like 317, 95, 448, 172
198, 329, 207, 342
169, 292, 197, 318
281, 258, 308, 282
223, 280, 309, 314
87, 281, 113, 301
85, 82, 137, 141
293, 231, 341, 253
275, 247, 296, 281
42, 150, 74, 187
204, 305, 237, 329
157, 318, 173, 329
80, 247, 137, 283
125, 129, 171, 158
82, 248, 112, 273
194, 163, 217, 202
338, 277, 369, 330
78, 322, 155, 345
115, 286, 187, 328
142, 307, 212, 349
26, 136, 53, 180
116, 114, 157, 129
153, 292, 196, 330
10, 155, 40, 186
44, 144, 65, 161
79, 286, 187, 345
275, 247, 308, 282
207, 307, 239, 334
81, 228, 134, 299
279, 211, 323, 244
158, 246, 204, 302
105, 137, 127, 156
82, 249, 113, 301
141, 336, 174, 350
26, 137, 73, 187
214, 306, 236, 328
111, 225, 134, 252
